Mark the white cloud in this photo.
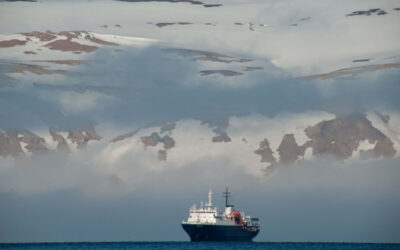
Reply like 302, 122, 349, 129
59, 91, 107, 113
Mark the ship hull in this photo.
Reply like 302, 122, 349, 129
181, 224, 259, 241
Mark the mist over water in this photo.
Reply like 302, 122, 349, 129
1, 156, 399, 243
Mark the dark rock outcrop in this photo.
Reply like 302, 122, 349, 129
49, 127, 69, 152
305, 113, 396, 160
203, 118, 232, 143
0, 130, 23, 157
67, 128, 102, 149
0, 39, 27, 48
141, 132, 161, 147
255, 113, 396, 168
277, 134, 307, 165
140, 132, 176, 161
199, 70, 244, 77
212, 131, 231, 143
44, 39, 98, 53
0, 129, 48, 157
21, 31, 57, 42
110, 130, 139, 143
302, 63, 400, 80
254, 138, 276, 165
50, 127, 102, 150
346, 8, 386, 16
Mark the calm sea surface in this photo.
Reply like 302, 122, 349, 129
0, 242, 399, 250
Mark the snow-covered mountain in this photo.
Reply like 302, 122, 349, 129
1, 110, 399, 178
0, 0, 399, 189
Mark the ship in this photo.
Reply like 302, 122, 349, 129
181, 188, 260, 241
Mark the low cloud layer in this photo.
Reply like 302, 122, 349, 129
2, 45, 399, 131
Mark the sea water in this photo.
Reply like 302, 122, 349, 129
0, 242, 399, 250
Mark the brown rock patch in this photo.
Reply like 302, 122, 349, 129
277, 134, 308, 165
48, 127, 101, 150
44, 39, 98, 53
141, 132, 175, 149
178, 22, 193, 25
203, 118, 232, 143
110, 130, 139, 143
305, 113, 396, 160
0, 39, 27, 48
32, 60, 84, 66
162, 135, 175, 149
303, 63, 400, 80
212, 132, 231, 142
0, 129, 48, 157
67, 127, 102, 149
49, 127, 69, 152
140, 132, 176, 161
203, 4, 222, 7
0, 130, 23, 157
200, 70, 244, 77
243, 66, 264, 71
84, 34, 118, 45
141, 132, 160, 147
21, 31, 57, 42
18, 130, 48, 154
57, 31, 81, 40
156, 22, 176, 28
254, 138, 277, 165
24, 51, 37, 55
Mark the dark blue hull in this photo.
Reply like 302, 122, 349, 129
181, 224, 259, 241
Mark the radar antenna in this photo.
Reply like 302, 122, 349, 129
222, 187, 233, 207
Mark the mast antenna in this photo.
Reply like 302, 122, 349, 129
207, 188, 213, 208
222, 187, 232, 207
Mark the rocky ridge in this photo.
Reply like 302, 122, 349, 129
0, 127, 102, 157
103, 112, 399, 171
1, 112, 399, 175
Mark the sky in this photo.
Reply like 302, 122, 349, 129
0, 0, 400, 243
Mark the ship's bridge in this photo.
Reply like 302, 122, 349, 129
185, 189, 219, 224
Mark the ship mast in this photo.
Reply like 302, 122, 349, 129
222, 187, 233, 207
207, 188, 213, 209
